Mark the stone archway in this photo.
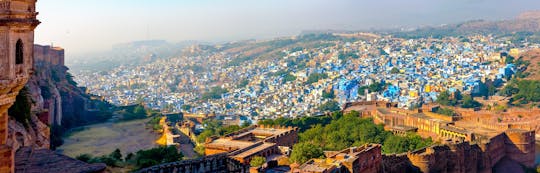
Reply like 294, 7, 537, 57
15, 39, 24, 65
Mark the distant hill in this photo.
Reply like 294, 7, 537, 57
392, 11, 540, 40
67, 40, 199, 73
519, 49, 540, 80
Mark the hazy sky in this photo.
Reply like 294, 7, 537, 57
35, 0, 540, 55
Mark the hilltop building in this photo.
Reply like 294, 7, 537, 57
341, 101, 536, 172
205, 125, 298, 164
296, 144, 382, 173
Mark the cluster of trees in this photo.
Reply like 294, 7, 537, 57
282, 73, 297, 83
358, 82, 387, 95
118, 104, 148, 120
436, 90, 482, 108
201, 87, 228, 100
306, 73, 329, 84
8, 87, 32, 127
196, 119, 242, 143
436, 108, 456, 117
270, 70, 297, 84
76, 146, 183, 170
237, 79, 250, 88
290, 143, 324, 163
147, 116, 162, 131
382, 134, 433, 153
289, 111, 433, 163
250, 156, 267, 167
227, 56, 254, 67
338, 51, 359, 61
181, 104, 192, 111
322, 90, 335, 99
258, 112, 338, 132
501, 79, 540, 105
390, 67, 400, 74
498, 56, 540, 107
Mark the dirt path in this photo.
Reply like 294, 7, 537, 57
57, 118, 159, 157
177, 132, 198, 158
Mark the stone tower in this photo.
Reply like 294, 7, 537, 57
0, 0, 39, 172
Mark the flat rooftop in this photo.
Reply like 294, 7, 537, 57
206, 138, 255, 149
250, 128, 291, 136
298, 159, 336, 172
231, 143, 276, 158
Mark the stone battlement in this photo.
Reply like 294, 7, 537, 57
135, 153, 249, 173
33, 45, 64, 67
382, 129, 535, 173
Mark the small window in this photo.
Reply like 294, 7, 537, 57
16, 39, 23, 64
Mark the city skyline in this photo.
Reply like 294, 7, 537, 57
36, 0, 540, 56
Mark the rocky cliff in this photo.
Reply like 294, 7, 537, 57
7, 45, 114, 151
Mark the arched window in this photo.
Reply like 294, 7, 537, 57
16, 39, 23, 64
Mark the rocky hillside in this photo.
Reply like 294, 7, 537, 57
518, 48, 540, 80
392, 11, 540, 40
8, 45, 114, 150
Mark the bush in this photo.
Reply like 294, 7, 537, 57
306, 73, 328, 84
76, 154, 93, 162
201, 87, 228, 100
250, 156, 266, 167
8, 87, 32, 127
290, 143, 324, 164
135, 146, 183, 169
436, 108, 456, 116
322, 90, 335, 99
110, 148, 123, 161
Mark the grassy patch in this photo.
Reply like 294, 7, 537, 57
58, 118, 159, 157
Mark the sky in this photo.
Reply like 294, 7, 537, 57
35, 0, 540, 55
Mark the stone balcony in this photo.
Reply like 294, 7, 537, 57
0, 1, 38, 19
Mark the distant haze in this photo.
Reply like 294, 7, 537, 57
35, 0, 540, 56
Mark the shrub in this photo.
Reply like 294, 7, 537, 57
250, 156, 266, 167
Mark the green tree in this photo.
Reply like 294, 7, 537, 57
201, 87, 228, 100
8, 87, 31, 127
76, 154, 93, 163
181, 104, 192, 111
135, 146, 183, 168
318, 100, 340, 112
382, 134, 433, 154
436, 108, 456, 116
133, 105, 146, 116
390, 67, 400, 74
296, 111, 431, 153
306, 73, 329, 84
436, 90, 457, 106
250, 156, 266, 167
125, 153, 135, 161
110, 148, 123, 161
290, 142, 324, 164
322, 90, 335, 99
454, 90, 463, 101
461, 95, 482, 108
237, 79, 249, 88
241, 121, 252, 128
283, 73, 297, 83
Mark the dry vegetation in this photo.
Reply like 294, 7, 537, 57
520, 49, 540, 80
58, 118, 159, 157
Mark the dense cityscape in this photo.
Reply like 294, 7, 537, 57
2, 1, 540, 173
77, 34, 535, 121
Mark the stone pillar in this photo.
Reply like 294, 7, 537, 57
0, 112, 13, 173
